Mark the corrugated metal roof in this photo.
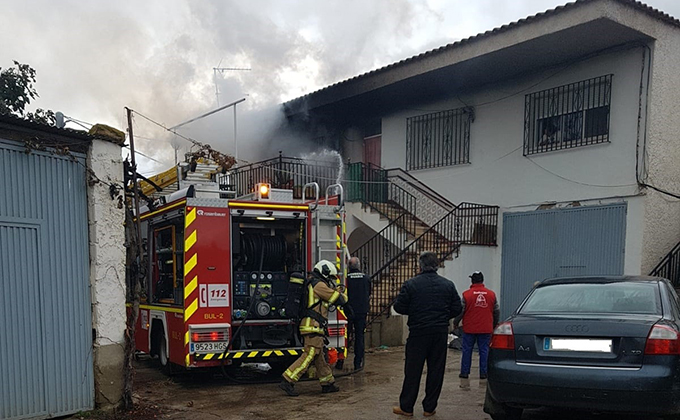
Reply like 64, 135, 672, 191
0, 113, 95, 141
284, 0, 679, 108
0, 113, 124, 153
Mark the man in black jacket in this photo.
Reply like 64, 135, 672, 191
346, 257, 371, 371
392, 252, 462, 417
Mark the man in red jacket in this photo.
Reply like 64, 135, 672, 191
454, 271, 499, 379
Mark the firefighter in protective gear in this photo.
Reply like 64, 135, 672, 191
280, 260, 349, 396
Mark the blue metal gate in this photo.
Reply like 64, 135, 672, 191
0, 140, 93, 419
500, 203, 627, 319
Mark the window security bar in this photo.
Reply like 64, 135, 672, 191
406, 107, 473, 170
524, 74, 613, 155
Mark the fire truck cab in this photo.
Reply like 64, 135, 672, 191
131, 174, 348, 371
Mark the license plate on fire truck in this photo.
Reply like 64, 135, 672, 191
191, 342, 228, 354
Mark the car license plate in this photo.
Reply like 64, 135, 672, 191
544, 338, 612, 353
190, 341, 228, 354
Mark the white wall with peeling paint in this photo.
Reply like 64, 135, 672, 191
86, 138, 125, 407
88, 139, 125, 344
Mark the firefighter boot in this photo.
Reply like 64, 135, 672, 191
279, 379, 299, 397
321, 383, 340, 393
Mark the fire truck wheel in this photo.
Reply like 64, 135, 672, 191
156, 332, 177, 375
159, 337, 169, 366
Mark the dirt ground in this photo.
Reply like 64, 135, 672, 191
80, 347, 668, 420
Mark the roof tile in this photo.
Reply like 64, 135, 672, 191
284, 0, 680, 106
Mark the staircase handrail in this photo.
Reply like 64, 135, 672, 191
650, 240, 680, 287
385, 167, 456, 212
369, 205, 456, 282
345, 162, 419, 226
351, 162, 456, 229
230, 154, 342, 197
235, 155, 333, 169
362, 183, 418, 225
369, 202, 498, 280
353, 212, 421, 280
366, 207, 459, 325
366, 202, 498, 324
354, 213, 408, 256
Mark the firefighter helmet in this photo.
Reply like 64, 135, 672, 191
313, 260, 337, 279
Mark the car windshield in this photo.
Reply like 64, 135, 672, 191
520, 282, 661, 315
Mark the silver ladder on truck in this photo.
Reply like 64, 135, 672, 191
305, 183, 348, 350
305, 183, 348, 282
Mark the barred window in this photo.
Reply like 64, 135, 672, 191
406, 107, 472, 170
524, 75, 612, 155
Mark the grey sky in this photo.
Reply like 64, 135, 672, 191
2, 0, 679, 173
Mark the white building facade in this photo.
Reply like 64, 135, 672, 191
284, 0, 680, 320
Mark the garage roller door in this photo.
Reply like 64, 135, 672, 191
500, 204, 626, 319
0, 140, 93, 419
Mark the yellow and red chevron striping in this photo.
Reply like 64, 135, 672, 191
183, 206, 199, 366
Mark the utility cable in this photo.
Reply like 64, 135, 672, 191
525, 157, 637, 188
631, 44, 680, 200
414, 145, 524, 181
640, 183, 680, 200
123, 145, 161, 163
129, 109, 250, 164
130, 109, 203, 148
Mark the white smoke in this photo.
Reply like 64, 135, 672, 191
300, 149, 345, 184
8, 0, 680, 175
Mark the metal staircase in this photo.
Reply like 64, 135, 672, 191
209, 155, 499, 327
356, 202, 498, 324
651, 241, 680, 287
345, 162, 499, 325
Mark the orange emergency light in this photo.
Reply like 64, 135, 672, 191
256, 183, 271, 200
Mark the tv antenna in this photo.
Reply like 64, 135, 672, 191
213, 61, 251, 106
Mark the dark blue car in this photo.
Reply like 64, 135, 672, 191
484, 276, 680, 420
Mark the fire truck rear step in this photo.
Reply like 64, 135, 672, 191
194, 348, 304, 361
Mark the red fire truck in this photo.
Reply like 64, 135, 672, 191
130, 179, 348, 372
